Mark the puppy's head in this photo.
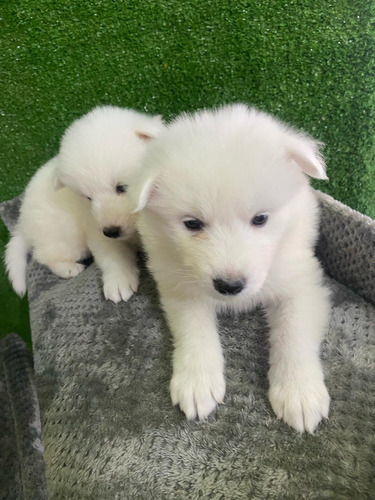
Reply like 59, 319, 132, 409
55, 106, 163, 239
131, 104, 326, 300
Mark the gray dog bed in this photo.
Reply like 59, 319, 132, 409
0, 333, 47, 500
1, 191, 374, 499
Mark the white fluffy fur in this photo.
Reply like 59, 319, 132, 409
130, 104, 331, 433
6, 106, 164, 302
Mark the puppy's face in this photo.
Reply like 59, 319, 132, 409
55, 106, 163, 239
86, 183, 138, 241
133, 105, 326, 301
59, 136, 142, 240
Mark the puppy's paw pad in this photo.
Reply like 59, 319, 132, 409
170, 368, 226, 420
269, 378, 330, 433
103, 274, 139, 303
52, 262, 85, 279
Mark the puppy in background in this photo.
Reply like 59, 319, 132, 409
130, 104, 331, 433
6, 106, 163, 302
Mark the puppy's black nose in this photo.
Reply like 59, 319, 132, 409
213, 278, 246, 295
103, 226, 121, 239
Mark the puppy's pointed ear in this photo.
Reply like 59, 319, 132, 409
130, 175, 157, 213
136, 115, 165, 141
286, 133, 328, 180
136, 131, 155, 141
53, 173, 65, 191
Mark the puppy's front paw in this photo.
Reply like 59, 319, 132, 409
170, 364, 226, 420
103, 271, 139, 303
269, 374, 330, 433
51, 262, 85, 279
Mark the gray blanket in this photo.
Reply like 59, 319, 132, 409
0, 334, 47, 500
1, 192, 374, 499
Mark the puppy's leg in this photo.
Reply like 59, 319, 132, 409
163, 295, 226, 420
47, 260, 85, 278
33, 233, 87, 279
88, 233, 139, 303
267, 281, 331, 433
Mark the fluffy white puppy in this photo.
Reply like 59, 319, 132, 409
130, 104, 331, 433
6, 106, 163, 302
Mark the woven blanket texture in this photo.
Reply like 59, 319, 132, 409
0, 192, 374, 499
0, 334, 47, 500
315, 191, 375, 305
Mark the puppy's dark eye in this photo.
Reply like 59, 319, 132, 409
251, 213, 268, 226
183, 218, 205, 231
87, 197, 92, 201
116, 184, 128, 194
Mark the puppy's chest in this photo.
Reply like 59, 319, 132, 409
215, 289, 274, 316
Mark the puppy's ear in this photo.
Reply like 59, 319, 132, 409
53, 173, 65, 191
130, 175, 157, 213
286, 133, 328, 180
136, 131, 155, 141
136, 115, 165, 141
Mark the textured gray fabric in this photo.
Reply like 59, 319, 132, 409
0, 196, 23, 232
1, 192, 375, 499
0, 334, 48, 500
316, 191, 375, 305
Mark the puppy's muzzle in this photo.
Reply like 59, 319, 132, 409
103, 226, 121, 239
213, 278, 246, 295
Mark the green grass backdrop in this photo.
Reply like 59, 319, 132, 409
1, 1, 374, 346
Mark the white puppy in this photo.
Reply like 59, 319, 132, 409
6, 106, 163, 302
130, 104, 331, 433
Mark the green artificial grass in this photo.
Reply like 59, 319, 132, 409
0, 223, 31, 348
1, 0, 374, 344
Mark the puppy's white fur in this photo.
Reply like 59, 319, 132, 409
6, 106, 163, 302
130, 104, 331, 433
